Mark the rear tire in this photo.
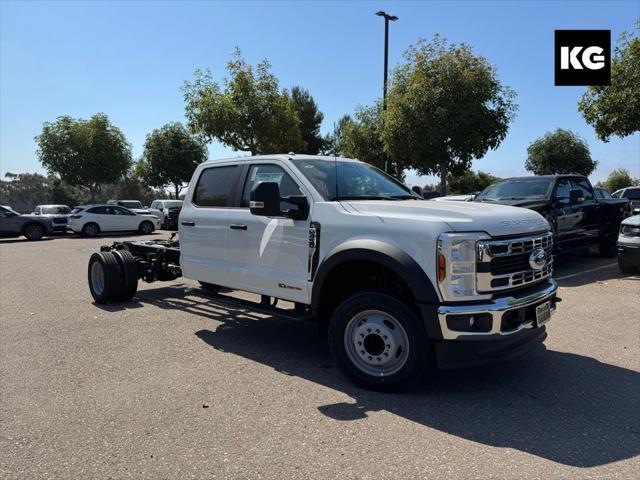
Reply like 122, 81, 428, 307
328, 291, 428, 391
139, 221, 154, 235
23, 223, 45, 241
112, 250, 138, 301
88, 252, 123, 303
82, 223, 100, 238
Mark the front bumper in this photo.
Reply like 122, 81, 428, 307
618, 242, 640, 266
426, 279, 558, 369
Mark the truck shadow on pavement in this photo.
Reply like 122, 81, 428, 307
134, 285, 640, 469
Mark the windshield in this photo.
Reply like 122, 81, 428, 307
119, 201, 143, 209
163, 201, 183, 208
293, 160, 416, 201
476, 178, 554, 201
41, 206, 71, 214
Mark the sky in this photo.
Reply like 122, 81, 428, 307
1, 0, 639, 188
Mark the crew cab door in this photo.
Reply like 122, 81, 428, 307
570, 177, 599, 243
179, 164, 241, 286
227, 163, 311, 304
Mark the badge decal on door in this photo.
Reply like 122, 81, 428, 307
278, 283, 302, 291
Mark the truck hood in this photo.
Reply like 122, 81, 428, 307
345, 200, 550, 237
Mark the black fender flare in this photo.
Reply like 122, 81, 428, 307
311, 239, 440, 312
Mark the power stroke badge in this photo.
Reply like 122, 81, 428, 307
555, 30, 611, 86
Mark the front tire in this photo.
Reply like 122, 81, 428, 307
599, 234, 617, 258
82, 223, 100, 238
88, 252, 123, 303
328, 291, 428, 391
138, 221, 154, 235
23, 223, 45, 241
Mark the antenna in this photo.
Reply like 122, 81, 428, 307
333, 122, 339, 202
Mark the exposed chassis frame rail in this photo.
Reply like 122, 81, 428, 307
100, 237, 182, 283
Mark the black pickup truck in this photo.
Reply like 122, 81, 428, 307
475, 175, 631, 256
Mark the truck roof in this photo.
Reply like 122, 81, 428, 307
199, 154, 361, 166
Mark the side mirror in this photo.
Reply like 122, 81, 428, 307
283, 195, 309, 220
411, 186, 424, 198
569, 189, 584, 204
250, 182, 282, 217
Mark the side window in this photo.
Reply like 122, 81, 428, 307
150, 202, 157, 209
193, 166, 237, 207
625, 188, 640, 200
571, 179, 594, 201
87, 206, 107, 215
553, 179, 572, 203
0, 207, 7, 218
113, 207, 133, 215
241, 164, 303, 209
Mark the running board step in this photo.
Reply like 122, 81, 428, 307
200, 290, 312, 322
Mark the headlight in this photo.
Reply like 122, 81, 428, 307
437, 232, 491, 301
621, 224, 640, 237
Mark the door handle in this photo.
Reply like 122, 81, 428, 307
181, 220, 195, 227
230, 224, 247, 230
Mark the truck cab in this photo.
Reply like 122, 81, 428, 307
88, 155, 559, 390
475, 175, 630, 256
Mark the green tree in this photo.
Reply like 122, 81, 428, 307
35, 113, 131, 200
320, 114, 351, 156
138, 122, 207, 198
291, 86, 324, 154
578, 25, 640, 141
0, 172, 50, 212
383, 36, 517, 195
448, 170, 500, 194
525, 128, 597, 176
338, 103, 390, 171
598, 168, 640, 192
183, 48, 302, 155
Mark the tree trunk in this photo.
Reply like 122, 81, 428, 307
174, 183, 180, 199
440, 161, 448, 196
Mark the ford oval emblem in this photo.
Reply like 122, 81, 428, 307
529, 248, 547, 270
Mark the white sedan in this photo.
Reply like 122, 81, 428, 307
68, 204, 160, 237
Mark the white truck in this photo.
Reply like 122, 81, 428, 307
87, 155, 559, 390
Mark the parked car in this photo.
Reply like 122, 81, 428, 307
106, 200, 151, 215
32, 204, 71, 232
86, 154, 559, 391
68, 204, 160, 237
475, 175, 630, 256
148, 200, 183, 230
617, 215, 640, 273
612, 186, 640, 215
0, 205, 53, 240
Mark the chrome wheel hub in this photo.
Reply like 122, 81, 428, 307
90, 262, 105, 295
344, 310, 410, 377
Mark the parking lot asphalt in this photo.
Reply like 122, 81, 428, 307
1, 232, 639, 479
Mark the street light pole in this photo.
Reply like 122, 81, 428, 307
375, 11, 398, 174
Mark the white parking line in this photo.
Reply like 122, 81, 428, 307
555, 262, 618, 281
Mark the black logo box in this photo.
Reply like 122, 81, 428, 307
555, 30, 611, 86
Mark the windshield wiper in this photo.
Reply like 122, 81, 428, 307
331, 195, 397, 201
478, 198, 497, 202
390, 195, 417, 200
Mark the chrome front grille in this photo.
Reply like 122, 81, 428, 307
476, 232, 553, 293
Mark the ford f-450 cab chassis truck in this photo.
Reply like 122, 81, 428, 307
87, 155, 559, 390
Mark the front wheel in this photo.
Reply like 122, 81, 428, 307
328, 291, 428, 391
599, 234, 617, 258
138, 221, 154, 235
23, 223, 45, 241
